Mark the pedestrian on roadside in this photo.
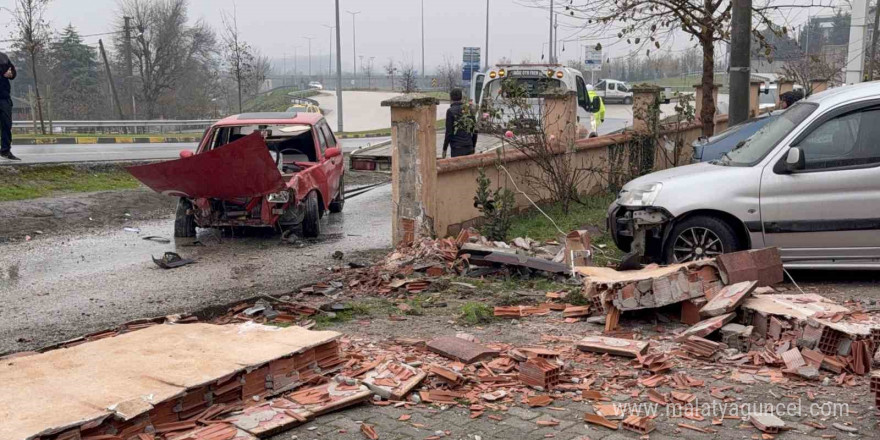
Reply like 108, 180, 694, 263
778, 90, 803, 110
0, 51, 19, 161
442, 88, 477, 158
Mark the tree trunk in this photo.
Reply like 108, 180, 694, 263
699, 41, 716, 137
30, 51, 46, 135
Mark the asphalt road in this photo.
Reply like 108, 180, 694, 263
7, 137, 390, 164
0, 184, 392, 355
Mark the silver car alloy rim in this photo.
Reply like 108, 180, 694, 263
672, 227, 723, 262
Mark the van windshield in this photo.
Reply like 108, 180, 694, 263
718, 102, 818, 166
486, 77, 565, 98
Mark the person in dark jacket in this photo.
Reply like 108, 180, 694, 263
442, 88, 477, 158
0, 52, 18, 161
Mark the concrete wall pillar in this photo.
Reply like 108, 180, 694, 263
540, 90, 578, 149
631, 85, 662, 133
692, 84, 720, 124
382, 94, 439, 247
749, 81, 763, 118
810, 79, 829, 95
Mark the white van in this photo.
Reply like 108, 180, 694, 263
594, 79, 634, 104
470, 64, 601, 138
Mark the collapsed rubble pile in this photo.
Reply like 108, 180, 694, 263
5, 231, 880, 440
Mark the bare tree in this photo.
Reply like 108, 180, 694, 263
781, 54, 842, 96
384, 58, 397, 90
220, 4, 260, 113
560, 0, 823, 136
362, 59, 375, 89
116, 0, 216, 119
10, 0, 51, 134
398, 61, 418, 94
436, 55, 461, 95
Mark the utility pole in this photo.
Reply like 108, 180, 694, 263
485, 0, 490, 70
123, 16, 134, 119
846, 0, 869, 84
335, 0, 344, 133
728, 0, 751, 126
323, 25, 335, 76
98, 39, 125, 121
293, 46, 299, 88
548, 0, 555, 64
304, 36, 315, 81
347, 11, 361, 81
868, 1, 880, 81
421, 0, 426, 77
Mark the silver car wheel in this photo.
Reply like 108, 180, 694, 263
671, 227, 723, 262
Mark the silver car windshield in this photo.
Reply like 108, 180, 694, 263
719, 102, 817, 166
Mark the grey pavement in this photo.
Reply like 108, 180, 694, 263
0, 184, 392, 354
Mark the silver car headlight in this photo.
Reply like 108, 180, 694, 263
267, 191, 291, 204
618, 183, 663, 207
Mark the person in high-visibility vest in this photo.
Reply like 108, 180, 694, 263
587, 85, 605, 131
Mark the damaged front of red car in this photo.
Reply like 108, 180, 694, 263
128, 116, 345, 238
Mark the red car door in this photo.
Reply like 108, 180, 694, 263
317, 121, 343, 200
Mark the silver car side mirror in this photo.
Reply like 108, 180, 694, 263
784, 147, 806, 172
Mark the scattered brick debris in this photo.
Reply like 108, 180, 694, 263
577, 335, 648, 358
360, 423, 379, 440
700, 281, 757, 317
427, 336, 499, 364
583, 412, 619, 430
519, 357, 562, 388
676, 313, 736, 341
622, 415, 656, 434
528, 395, 554, 407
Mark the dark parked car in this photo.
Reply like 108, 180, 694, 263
691, 112, 780, 162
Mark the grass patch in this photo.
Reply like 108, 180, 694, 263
339, 118, 445, 137
422, 91, 451, 101
457, 302, 494, 326
507, 193, 623, 266
0, 165, 141, 202
244, 88, 320, 112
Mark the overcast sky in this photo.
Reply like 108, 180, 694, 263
1, 0, 836, 74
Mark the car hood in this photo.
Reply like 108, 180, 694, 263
622, 162, 759, 215
127, 132, 286, 199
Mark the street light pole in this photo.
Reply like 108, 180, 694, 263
421, 0, 426, 77
485, 0, 490, 70
548, 0, 554, 64
347, 11, 361, 82
304, 36, 315, 81
335, 0, 344, 133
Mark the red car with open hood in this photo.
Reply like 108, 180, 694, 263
128, 112, 345, 238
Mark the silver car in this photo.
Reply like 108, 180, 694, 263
608, 82, 880, 269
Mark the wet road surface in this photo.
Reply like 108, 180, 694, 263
0, 184, 392, 354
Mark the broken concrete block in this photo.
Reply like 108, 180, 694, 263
676, 313, 736, 341
720, 323, 753, 352
700, 281, 756, 317
750, 413, 785, 433
576, 335, 649, 358
362, 361, 426, 400
427, 336, 499, 364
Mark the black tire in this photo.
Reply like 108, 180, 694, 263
174, 198, 196, 238
623, 96, 633, 105
329, 174, 345, 213
663, 215, 740, 264
302, 191, 321, 238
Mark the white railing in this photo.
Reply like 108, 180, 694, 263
11, 119, 216, 135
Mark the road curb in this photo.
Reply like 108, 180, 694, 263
338, 132, 391, 139
12, 136, 201, 146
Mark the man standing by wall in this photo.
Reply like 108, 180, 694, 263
0, 51, 19, 161
442, 88, 477, 158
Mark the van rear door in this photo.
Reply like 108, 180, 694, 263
470, 72, 486, 106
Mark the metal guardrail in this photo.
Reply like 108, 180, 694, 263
11, 119, 216, 135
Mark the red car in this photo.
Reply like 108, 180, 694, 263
128, 112, 345, 238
